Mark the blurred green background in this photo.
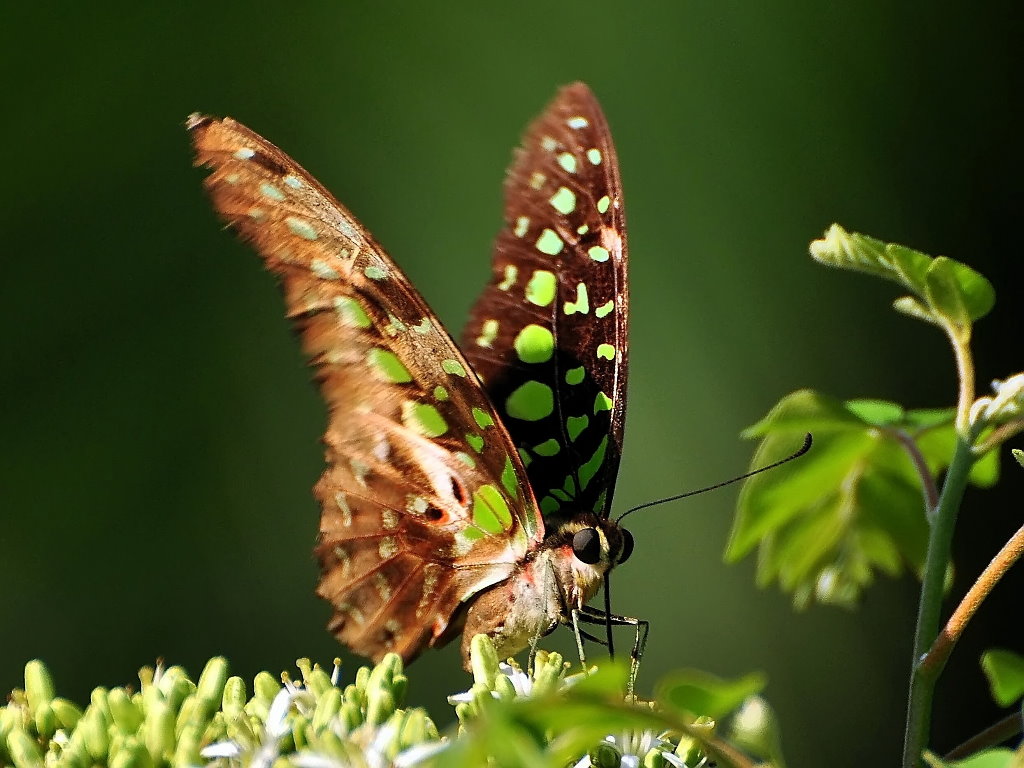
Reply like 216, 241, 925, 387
2, 3, 1021, 765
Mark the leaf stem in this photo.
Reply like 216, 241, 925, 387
920, 520, 1024, 677
943, 712, 1023, 761
890, 428, 941, 516
901, 434, 978, 768
946, 328, 975, 434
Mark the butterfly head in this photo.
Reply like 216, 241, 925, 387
545, 514, 633, 608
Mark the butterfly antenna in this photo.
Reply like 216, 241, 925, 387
615, 433, 812, 524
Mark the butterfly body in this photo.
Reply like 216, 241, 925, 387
189, 83, 631, 669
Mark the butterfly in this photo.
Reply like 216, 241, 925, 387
188, 82, 644, 671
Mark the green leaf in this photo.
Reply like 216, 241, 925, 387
729, 390, 995, 607
809, 224, 994, 330
925, 257, 972, 336
657, 669, 766, 720
980, 648, 1024, 706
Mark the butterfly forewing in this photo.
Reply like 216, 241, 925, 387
463, 83, 628, 524
188, 115, 543, 662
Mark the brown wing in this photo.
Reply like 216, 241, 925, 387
188, 115, 544, 663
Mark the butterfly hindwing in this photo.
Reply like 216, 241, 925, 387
463, 83, 629, 525
188, 115, 544, 662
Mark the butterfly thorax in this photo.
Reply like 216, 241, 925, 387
459, 513, 629, 665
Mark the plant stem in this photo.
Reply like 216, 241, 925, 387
946, 328, 975, 433
921, 520, 1024, 676
901, 435, 977, 768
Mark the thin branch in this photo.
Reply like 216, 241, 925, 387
921, 520, 1024, 676
889, 427, 940, 515
944, 712, 1024, 761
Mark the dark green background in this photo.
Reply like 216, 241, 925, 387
2, 3, 1021, 766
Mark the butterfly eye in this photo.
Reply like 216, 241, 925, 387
617, 528, 634, 564
572, 528, 602, 564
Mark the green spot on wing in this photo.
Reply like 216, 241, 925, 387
434, 385, 449, 401
364, 265, 386, 280
596, 300, 614, 318
549, 187, 576, 214
579, 436, 608, 490
499, 264, 518, 290
501, 455, 518, 499
567, 415, 589, 441
564, 283, 590, 315
565, 366, 586, 385
594, 392, 613, 413
367, 348, 412, 383
473, 408, 494, 429
596, 343, 615, 360
505, 381, 554, 422
441, 359, 467, 377
525, 270, 556, 307
466, 433, 485, 453
588, 246, 610, 262
536, 229, 564, 256
514, 325, 555, 364
334, 297, 371, 328
286, 217, 318, 240
540, 496, 560, 514
476, 319, 499, 347
402, 402, 448, 438
533, 438, 561, 456
456, 452, 476, 468
259, 182, 286, 202
472, 484, 513, 534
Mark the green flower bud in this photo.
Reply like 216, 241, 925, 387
493, 674, 517, 700
172, 722, 204, 768
82, 707, 110, 761
196, 658, 229, 710
642, 747, 669, 768
50, 697, 83, 731
470, 635, 499, 688
398, 709, 433, 748
109, 737, 153, 768
254, 672, 281, 704
532, 655, 565, 696
338, 701, 362, 733
221, 677, 247, 720
305, 669, 333, 698
365, 686, 395, 727
24, 661, 55, 711
588, 741, 622, 768
354, 665, 370, 693
311, 687, 342, 733
156, 667, 188, 700
291, 714, 311, 749
33, 702, 57, 740
108, 689, 143, 735
7, 727, 44, 768
342, 683, 364, 711
166, 678, 195, 715
391, 674, 408, 707
88, 688, 111, 725
144, 698, 174, 765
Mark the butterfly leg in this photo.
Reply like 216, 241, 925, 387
570, 608, 590, 674
576, 605, 649, 698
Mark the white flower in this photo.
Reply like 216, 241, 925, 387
970, 373, 1024, 424
201, 687, 298, 768
573, 731, 687, 768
